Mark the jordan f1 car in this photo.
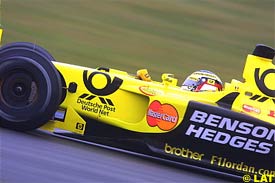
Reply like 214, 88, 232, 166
0, 29, 274, 180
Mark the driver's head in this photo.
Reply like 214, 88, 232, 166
181, 70, 223, 92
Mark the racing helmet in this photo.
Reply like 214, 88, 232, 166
181, 70, 223, 92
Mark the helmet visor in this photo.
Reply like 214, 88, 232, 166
181, 79, 199, 91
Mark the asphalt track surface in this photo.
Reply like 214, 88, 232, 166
0, 128, 237, 183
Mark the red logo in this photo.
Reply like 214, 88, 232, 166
147, 101, 178, 131
268, 110, 275, 118
139, 86, 156, 96
242, 104, 260, 114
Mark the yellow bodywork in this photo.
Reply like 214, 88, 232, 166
228, 54, 275, 124
0, 29, 3, 45
42, 49, 275, 135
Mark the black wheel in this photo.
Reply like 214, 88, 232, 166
0, 42, 62, 131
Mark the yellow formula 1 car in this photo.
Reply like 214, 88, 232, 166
0, 30, 274, 180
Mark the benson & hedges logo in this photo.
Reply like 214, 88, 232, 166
147, 100, 178, 131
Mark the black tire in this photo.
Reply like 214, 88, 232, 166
0, 42, 62, 131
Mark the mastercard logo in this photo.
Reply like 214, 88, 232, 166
147, 100, 178, 131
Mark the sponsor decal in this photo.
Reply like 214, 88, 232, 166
207, 78, 215, 85
77, 93, 116, 116
164, 143, 204, 161
268, 110, 275, 118
83, 70, 123, 96
79, 93, 114, 106
184, 110, 275, 154
76, 122, 84, 130
164, 142, 274, 177
211, 156, 256, 174
248, 94, 275, 104
254, 68, 275, 97
242, 104, 261, 114
147, 100, 178, 131
139, 86, 158, 96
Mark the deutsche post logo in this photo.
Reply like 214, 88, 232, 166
83, 71, 123, 96
147, 100, 178, 131
254, 68, 275, 97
